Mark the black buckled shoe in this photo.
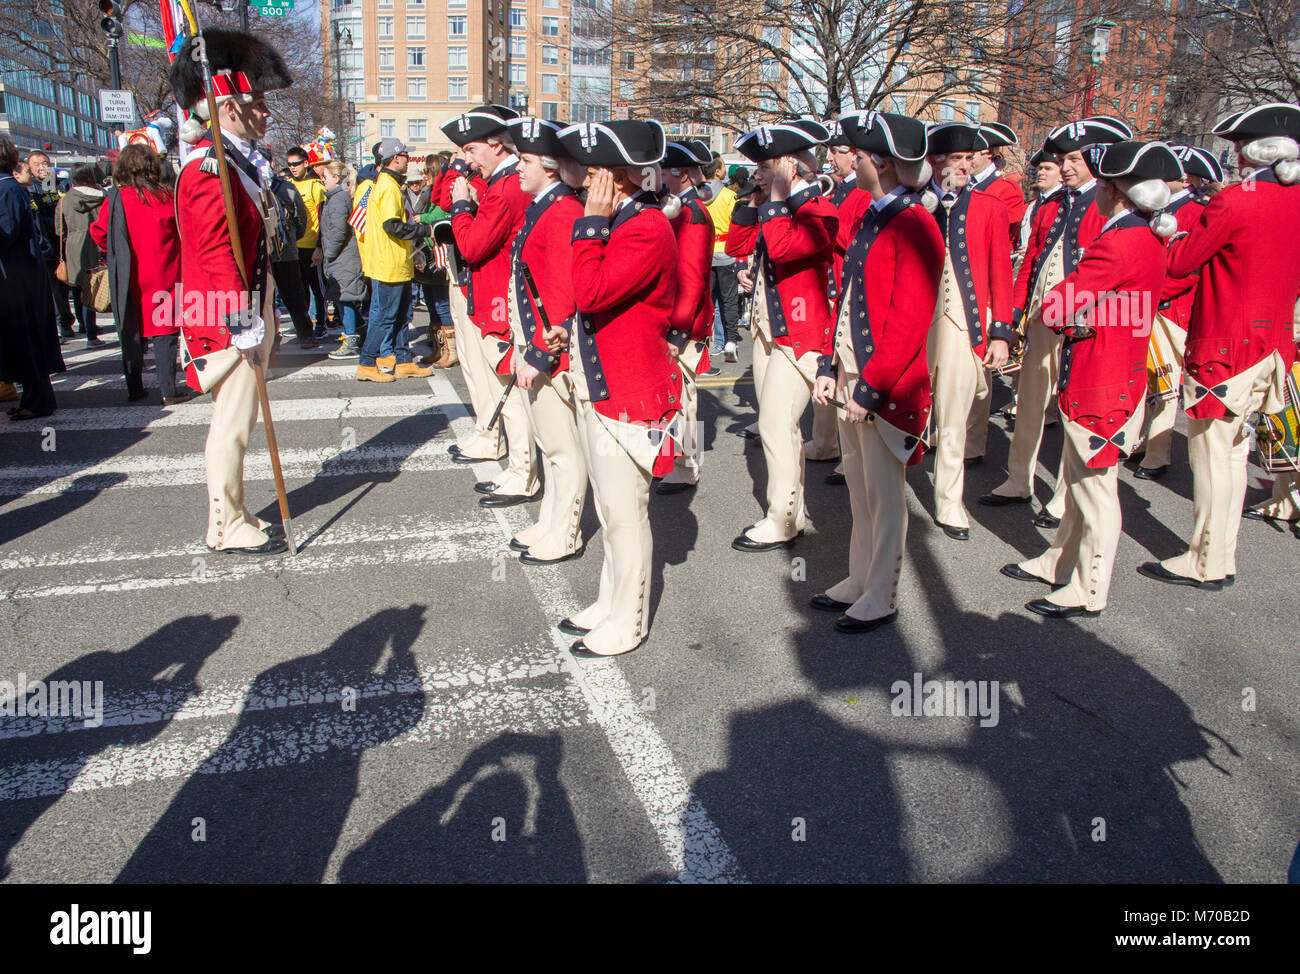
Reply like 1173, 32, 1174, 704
206, 537, 289, 556
1025, 599, 1100, 619
473, 481, 498, 495
655, 480, 696, 495
1033, 513, 1060, 529
520, 549, 582, 566
810, 594, 852, 613
936, 521, 970, 540
834, 611, 897, 634
731, 530, 800, 552
558, 618, 590, 636
508, 538, 529, 553
480, 492, 534, 508
1136, 562, 1224, 591
1000, 563, 1049, 584
978, 493, 1030, 507
1134, 465, 1168, 480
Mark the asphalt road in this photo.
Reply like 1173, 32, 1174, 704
1, 308, 1296, 883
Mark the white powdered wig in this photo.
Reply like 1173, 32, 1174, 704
536, 154, 561, 173
660, 192, 682, 220
792, 149, 819, 177
867, 152, 936, 209
1118, 177, 1177, 238
1239, 136, 1300, 184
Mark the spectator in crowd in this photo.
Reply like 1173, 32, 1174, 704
286, 145, 329, 339
90, 143, 188, 404
56, 164, 107, 349
27, 150, 78, 341
704, 158, 742, 362
265, 149, 319, 350
319, 160, 368, 360
408, 155, 454, 366
0, 135, 64, 419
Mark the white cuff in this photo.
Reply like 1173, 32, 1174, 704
230, 314, 266, 350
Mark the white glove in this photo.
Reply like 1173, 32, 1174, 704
229, 312, 266, 350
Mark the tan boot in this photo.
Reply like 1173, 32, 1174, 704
394, 361, 433, 378
356, 365, 396, 383
376, 354, 397, 374
437, 326, 458, 368
417, 327, 445, 367
0, 381, 17, 403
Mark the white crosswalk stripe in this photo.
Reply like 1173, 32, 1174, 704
52, 363, 399, 392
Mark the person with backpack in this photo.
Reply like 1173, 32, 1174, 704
56, 164, 107, 348
318, 160, 367, 360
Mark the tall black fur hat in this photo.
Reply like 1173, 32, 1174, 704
169, 28, 292, 112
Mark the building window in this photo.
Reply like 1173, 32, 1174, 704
541, 74, 559, 95
447, 0, 465, 6
940, 100, 955, 122
510, 63, 526, 83
541, 102, 559, 121
1151, 83, 1160, 97
380, 118, 396, 138
408, 77, 426, 99
449, 77, 468, 100
510, 7, 526, 29
964, 101, 980, 123
407, 47, 425, 68
618, 80, 633, 99
378, 0, 391, 6
409, 119, 427, 142
448, 15, 466, 36
890, 94, 908, 114
377, 16, 393, 39
410, 0, 423, 5
542, 16, 559, 36
542, 44, 558, 65
378, 47, 394, 70
544, 0, 557, 6
379, 76, 395, 99
620, 51, 634, 70
1149, 102, 1158, 118
448, 46, 467, 70
407, 16, 426, 38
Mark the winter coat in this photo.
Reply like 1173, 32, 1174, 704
0, 174, 64, 382
90, 187, 182, 338
57, 185, 105, 289
320, 184, 367, 303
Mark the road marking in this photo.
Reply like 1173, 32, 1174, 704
427, 371, 745, 883
0, 647, 587, 800
0, 438, 475, 496
695, 376, 754, 388
0, 395, 441, 434
0, 515, 509, 600
51, 363, 405, 392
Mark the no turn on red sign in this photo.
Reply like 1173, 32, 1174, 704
98, 89, 137, 125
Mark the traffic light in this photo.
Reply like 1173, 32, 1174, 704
99, 0, 124, 39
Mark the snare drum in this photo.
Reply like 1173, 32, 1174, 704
1256, 361, 1300, 473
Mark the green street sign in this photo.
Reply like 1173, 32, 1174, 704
255, 2, 294, 14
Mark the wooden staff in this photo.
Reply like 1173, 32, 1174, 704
178, 1, 297, 554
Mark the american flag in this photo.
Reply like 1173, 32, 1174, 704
349, 186, 371, 240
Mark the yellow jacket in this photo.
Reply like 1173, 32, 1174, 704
705, 184, 736, 255
291, 177, 328, 249
356, 170, 413, 284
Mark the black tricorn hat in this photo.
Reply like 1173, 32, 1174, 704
979, 122, 1018, 148
1043, 116, 1131, 153
1028, 144, 1056, 168
1170, 145, 1224, 182
927, 122, 989, 155
440, 104, 519, 146
558, 119, 666, 167
734, 119, 829, 162
824, 119, 851, 148
169, 28, 292, 112
1212, 102, 1300, 141
839, 110, 928, 162
1093, 141, 1184, 182
663, 139, 712, 167
505, 117, 568, 158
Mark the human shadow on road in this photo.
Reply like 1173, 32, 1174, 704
0, 472, 129, 547
339, 730, 585, 882
691, 514, 1224, 881
116, 605, 426, 883
0, 614, 234, 881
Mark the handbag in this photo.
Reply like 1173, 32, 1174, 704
55, 199, 68, 282
87, 264, 111, 312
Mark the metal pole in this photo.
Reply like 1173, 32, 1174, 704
108, 37, 124, 134
239, 0, 249, 31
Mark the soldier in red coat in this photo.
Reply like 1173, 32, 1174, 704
170, 29, 292, 556
658, 138, 717, 494
804, 119, 873, 474
923, 123, 1014, 540
980, 116, 1130, 528
811, 111, 944, 633
555, 119, 683, 657
500, 116, 588, 563
1006, 142, 1180, 617
726, 119, 839, 552
972, 122, 1027, 244
1141, 103, 1300, 589
1134, 146, 1222, 479
440, 105, 538, 507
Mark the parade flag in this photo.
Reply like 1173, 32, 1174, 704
349, 185, 371, 239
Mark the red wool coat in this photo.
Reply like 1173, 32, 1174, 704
450, 162, 528, 362
89, 186, 182, 338
1167, 170, 1300, 419
974, 169, 1028, 245
1155, 192, 1206, 330
729, 184, 837, 360
667, 191, 716, 367
821, 190, 945, 463
512, 182, 582, 375
931, 186, 1014, 354
1043, 215, 1168, 468
1012, 186, 1104, 314
173, 138, 268, 392
830, 176, 873, 295
570, 192, 682, 425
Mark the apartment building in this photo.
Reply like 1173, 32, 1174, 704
0, 55, 116, 156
